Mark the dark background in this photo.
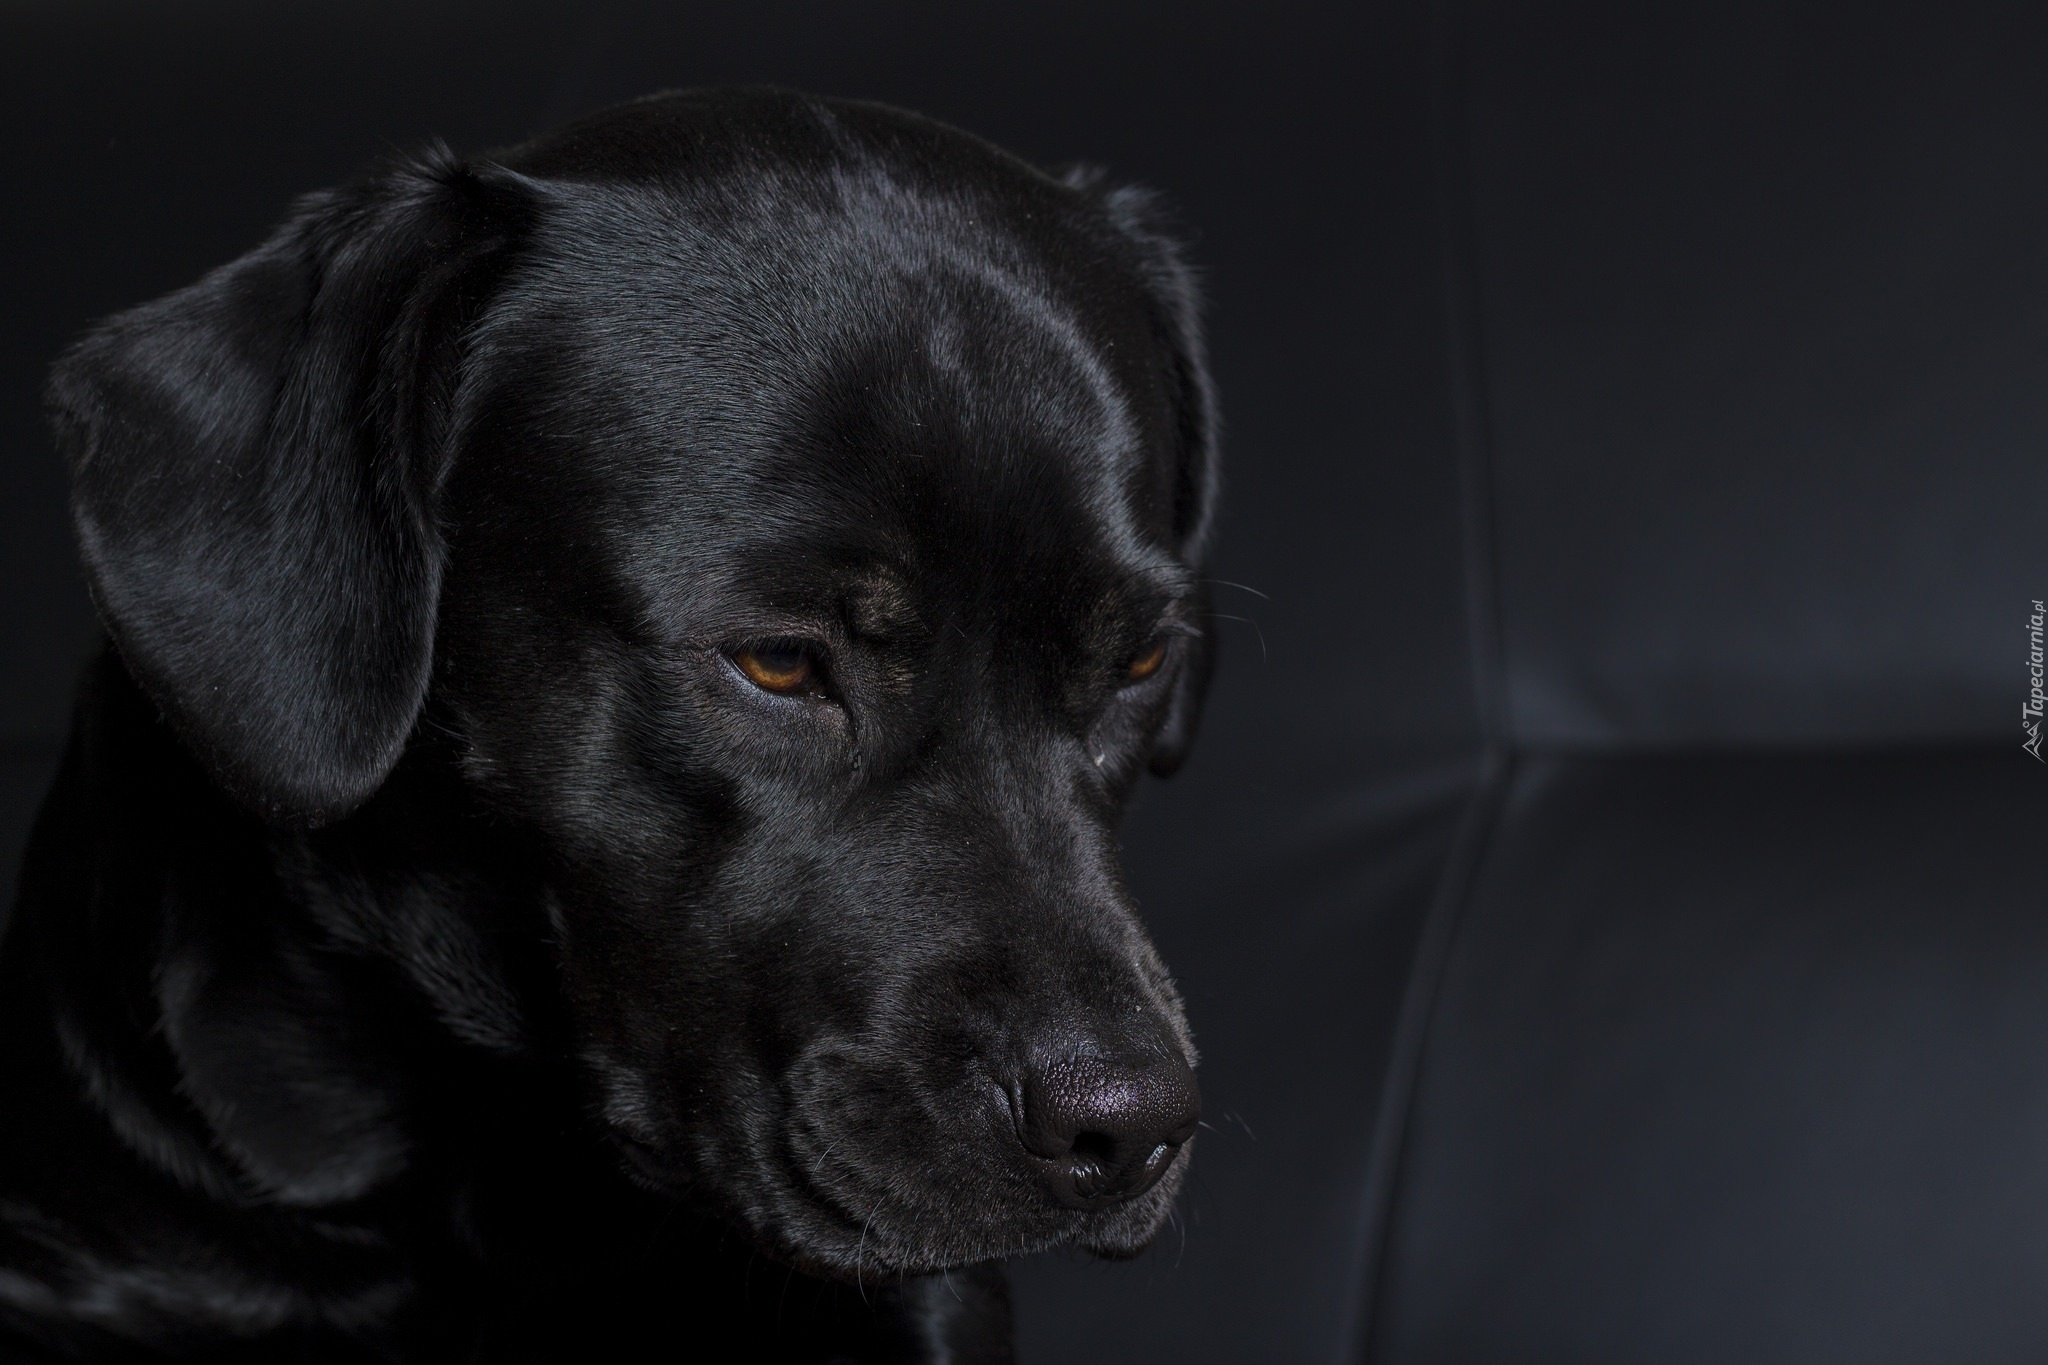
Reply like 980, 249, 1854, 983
5, 2, 2046, 1360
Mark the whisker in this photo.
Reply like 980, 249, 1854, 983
1202, 577, 1270, 600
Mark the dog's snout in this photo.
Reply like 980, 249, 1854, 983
1015, 1052, 1199, 1209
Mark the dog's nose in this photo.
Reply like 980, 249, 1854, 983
1016, 1052, 1200, 1209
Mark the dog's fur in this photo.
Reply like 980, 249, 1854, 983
0, 88, 1217, 1362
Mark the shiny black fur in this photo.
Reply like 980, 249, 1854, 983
0, 89, 1217, 1361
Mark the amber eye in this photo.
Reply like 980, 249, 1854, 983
733, 642, 819, 695
1125, 638, 1169, 683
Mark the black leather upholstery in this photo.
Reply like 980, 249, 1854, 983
1467, 3, 2048, 746
1371, 754, 2048, 1362
1072, 13, 2048, 1358
4, 3, 2044, 1361
1357, 7, 2048, 1361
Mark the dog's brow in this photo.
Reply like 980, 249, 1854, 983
845, 567, 923, 640
1130, 561, 1201, 610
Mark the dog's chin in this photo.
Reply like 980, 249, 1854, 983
1070, 1159, 1192, 1261
605, 1126, 1191, 1283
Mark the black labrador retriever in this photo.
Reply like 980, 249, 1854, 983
0, 88, 1217, 1362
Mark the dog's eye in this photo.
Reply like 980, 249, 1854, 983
732, 642, 820, 696
1124, 638, 1169, 684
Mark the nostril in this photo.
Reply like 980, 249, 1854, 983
1071, 1131, 1118, 1166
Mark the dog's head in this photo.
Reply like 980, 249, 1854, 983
48, 90, 1218, 1276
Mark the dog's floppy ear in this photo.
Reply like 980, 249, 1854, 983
1079, 177, 1222, 777
48, 149, 529, 828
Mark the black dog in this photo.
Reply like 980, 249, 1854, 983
0, 88, 1217, 1362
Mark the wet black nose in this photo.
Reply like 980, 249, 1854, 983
1016, 1052, 1200, 1209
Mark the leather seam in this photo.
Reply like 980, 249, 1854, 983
1343, 744, 1515, 1362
